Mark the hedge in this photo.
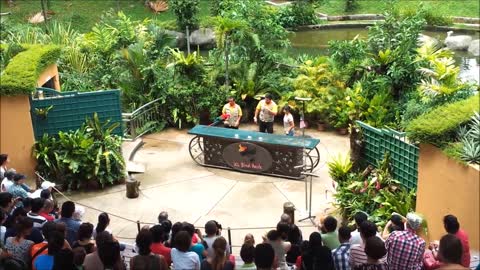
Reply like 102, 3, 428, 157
0, 44, 61, 96
406, 95, 480, 146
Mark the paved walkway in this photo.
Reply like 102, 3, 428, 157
64, 124, 350, 251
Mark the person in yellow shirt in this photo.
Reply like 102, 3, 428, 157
222, 97, 242, 129
254, 93, 278, 133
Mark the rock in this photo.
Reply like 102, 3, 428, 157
164, 30, 186, 49
444, 31, 473, 51
28, 12, 45, 24
418, 34, 439, 47
468, 39, 479, 56
189, 28, 216, 48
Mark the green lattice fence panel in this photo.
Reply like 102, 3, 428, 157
357, 121, 419, 190
30, 88, 123, 140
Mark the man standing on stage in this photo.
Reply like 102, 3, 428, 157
254, 93, 278, 133
222, 96, 242, 129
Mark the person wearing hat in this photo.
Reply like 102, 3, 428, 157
7, 174, 30, 208
385, 212, 426, 270
29, 181, 56, 199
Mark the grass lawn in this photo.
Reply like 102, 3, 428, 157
316, 0, 480, 18
0, 0, 212, 33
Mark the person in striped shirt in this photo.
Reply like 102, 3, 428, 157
349, 221, 386, 268
332, 226, 351, 270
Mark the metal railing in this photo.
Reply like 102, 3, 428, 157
122, 99, 163, 140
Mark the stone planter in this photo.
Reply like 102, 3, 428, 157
317, 121, 327, 131
336, 127, 348, 135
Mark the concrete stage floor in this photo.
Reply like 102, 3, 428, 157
63, 124, 349, 252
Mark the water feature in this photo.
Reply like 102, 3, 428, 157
288, 28, 480, 83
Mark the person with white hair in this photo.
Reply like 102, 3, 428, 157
385, 212, 426, 270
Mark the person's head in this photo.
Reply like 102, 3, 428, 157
42, 199, 54, 213
15, 216, 33, 237
266, 230, 281, 242
78, 222, 94, 241
0, 192, 13, 210
4, 169, 16, 180
48, 230, 65, 255
264, 93, 273, 104
254, 243, 275, 269
96, 212, 110, 233
364, 236, 386, 260
443, 214, 460, 234
359, 221, 377, 240
308, 232, 323, 249
31, 197, 45, 214
170, 221, 183, 245
323, 216, 338, 233
181, 222, 195, 237
40, 189, 51, 200
390, 214, 405, 232
0, 154, 9, 166
240, 243, 255, 264
174, 230, 192, 252
438, 234, 463, 264
11, 206, 27, 222
41, 221, 56, 240
338, 226, 351, 243
13, 173, 26, 185
283, 105, 291, 114
60, 201, 75, 218
150, 224, 165, 243
205, 220, 218, 236
406, 212, 423, 233
212, 236, 227, 262
276, 222, 290, 240
136, 229, 153, 256
73, 205, 85, 221
288, 224, 302, 245
228, 96, 235, 106
280, 213, 291, 224
161, 219, 172, 235
95, 231, 113, 246
354, 211, 368, 228
97, 233, 120, 269
22, 197, 32, 212
244, 233, 255, 245
157, 211, 168, 223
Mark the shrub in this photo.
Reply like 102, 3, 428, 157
0, 44, 61, 96
169, 0, 200, 31
276, 1, 319, 28
406, 95, 480, 146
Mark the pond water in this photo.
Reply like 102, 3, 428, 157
288, 28, 480, 84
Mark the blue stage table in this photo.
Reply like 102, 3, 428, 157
187, 125, 320, 179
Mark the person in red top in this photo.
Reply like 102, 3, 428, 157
39, 199, 55, 222
150, 224, 172, 266
443, 215, 470, 268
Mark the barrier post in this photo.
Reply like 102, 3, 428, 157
137, 221, 141, 232
227, 227, 232, 254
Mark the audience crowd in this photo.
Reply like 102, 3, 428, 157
0, 153, 476, 270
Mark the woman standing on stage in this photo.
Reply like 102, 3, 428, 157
283, 105, 295, 136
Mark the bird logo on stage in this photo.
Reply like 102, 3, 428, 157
238, 144, 256, 157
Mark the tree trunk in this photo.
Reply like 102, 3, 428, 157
126, 176, 140, 198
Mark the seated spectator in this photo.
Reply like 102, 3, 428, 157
55, 201, 81, 246
353, 236, 387, 270
166, 221, 183, 248
443, 214, 470, 268
0, 209, 6, 244
83, 231, 125, 270
201, 236, 234, 270
437, 234, 468, 270
171, 230, 200, 270
33, 230, 65, 270
381, 214, 404, 240
266, 229, 291, 270
72, 246, 87, 269
332, 226, 351, 270
93, 212, 111, 239
73, 205, 85, 222
350, 221, 384, 267
5, 216, 34, 265
150, 224, 172, 266
0, 154, 9, 180
72, 222, 95, 254
28, 198, 47, 228
0, 192, 14, 218
320, 216, 341, 250
239, 243, 256, 270
39, 199, 55, 222
1, 169, 15, 193
255, 243, 276, 270
350, 212, 368, 246
29, 181, 55, 199
204, 220, 231, 259
286, 224, 302, 264
385, 212, 426, 270
183, 222, 207, 260
244, 233, 255, 246
31, 221, 58, 269
8, 174, 30, 207
53, 248, 75, 270
299, 232, 334, 270
131, 229, 168, 270
5, 207, 44, 244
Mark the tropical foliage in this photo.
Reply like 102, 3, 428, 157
34, 113, 125, 190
